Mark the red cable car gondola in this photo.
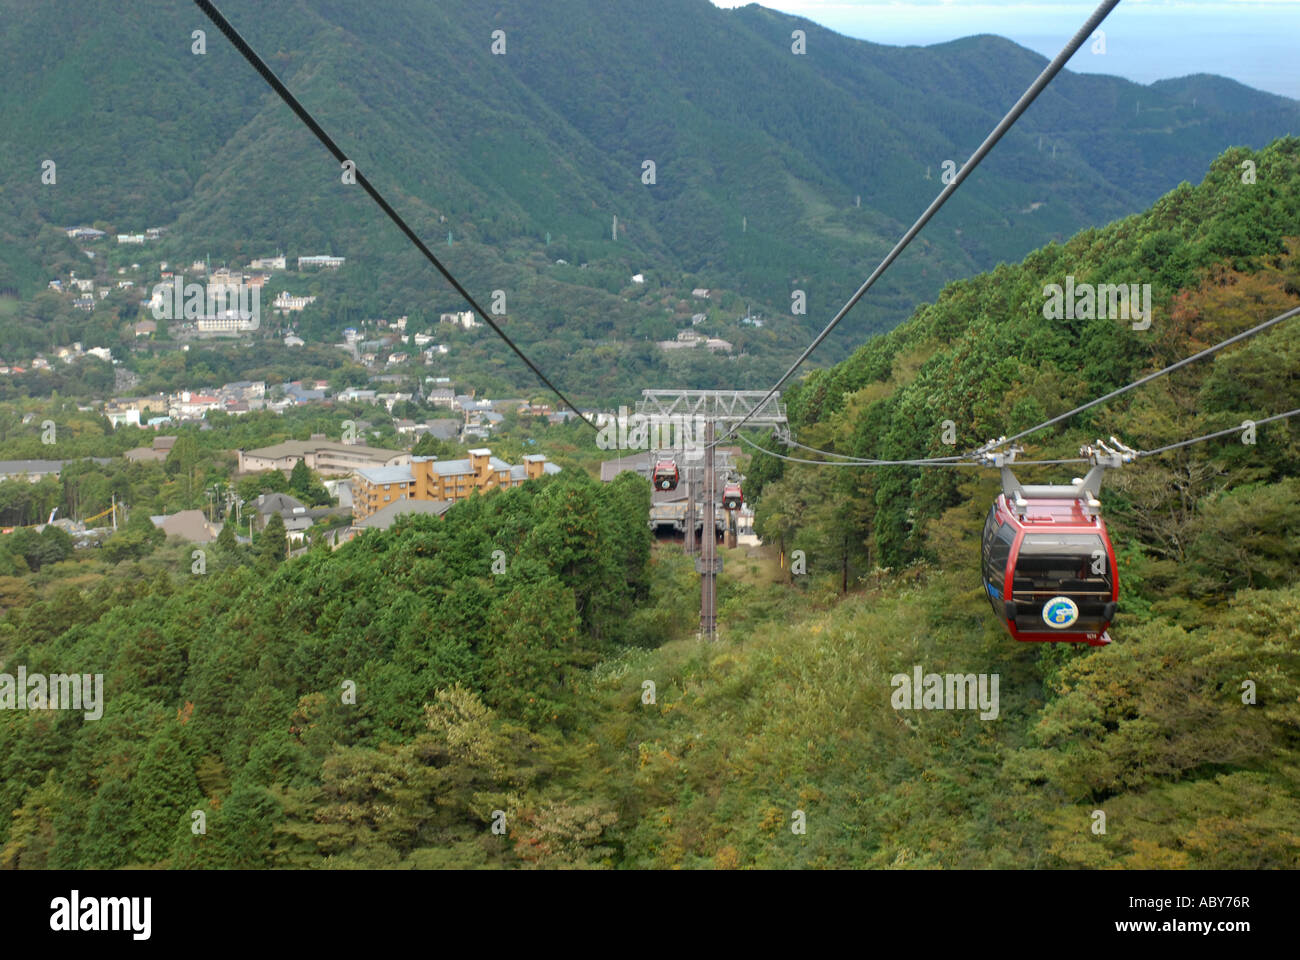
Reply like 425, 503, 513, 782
979, 444, 1130, 647
721, 482, 743, 511
652, 459, 679, 491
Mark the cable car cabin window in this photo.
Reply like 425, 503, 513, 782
981, 506, 1015, 618
1012, 533, 1112, 631
981, 506, 998, 557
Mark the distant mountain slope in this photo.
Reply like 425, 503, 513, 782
0, 0, 1296, 398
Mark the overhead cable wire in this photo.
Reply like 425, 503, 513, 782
739, 409, 1300, 470
1002, 303, 1300, 446
712, 0, 1123, 449
737, 432, 1087, 467
192, 0, 595, 429
782, 436, 967, 464
754, 300, 1300, 468
1137, 407, 1300, 457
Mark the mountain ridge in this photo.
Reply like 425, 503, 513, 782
0, 0, 1296, 401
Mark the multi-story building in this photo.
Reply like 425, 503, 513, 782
273, 291, 316, 313
196, 314, 258, 334
238, 439, 409, 476
207, 267, 243, 294
297, 255, 345, 270
351, 449, 560, 524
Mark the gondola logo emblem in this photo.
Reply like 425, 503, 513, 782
1042, 596, 1079, 629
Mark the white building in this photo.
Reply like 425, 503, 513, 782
105, 407, 141, 428
439, 310, 479, 329
196, 314, 258, 333
273, 291, 316, 313
297, 255, 345, 270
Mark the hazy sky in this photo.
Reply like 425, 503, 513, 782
710, 1, 1300, 99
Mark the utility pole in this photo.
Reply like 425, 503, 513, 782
700, 419, 717, 639
684, 465, 696, 554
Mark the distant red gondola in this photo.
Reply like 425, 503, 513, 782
652, 459, 679, 491
721, 482, 743, 511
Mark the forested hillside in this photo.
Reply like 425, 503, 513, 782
752, 137, 1300, 575
0, 471, 655, 867
1, 0, 1296, 400
0, 140, 1296, 869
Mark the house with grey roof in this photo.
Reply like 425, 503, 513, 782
357, 497, 456, 530
0, 458, 113, 482
254, 492, 307, 517
421, 419, 461, 441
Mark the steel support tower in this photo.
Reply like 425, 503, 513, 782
636, 390, 789, 640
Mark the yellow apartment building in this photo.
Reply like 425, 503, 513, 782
351, 449, 559, 524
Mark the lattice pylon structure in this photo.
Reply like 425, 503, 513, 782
635, 390, 789, 640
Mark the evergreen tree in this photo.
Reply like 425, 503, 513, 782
289, 459, 313, 500
164, 434, 201, 500
84, 777, 136, 868
130, 732, 200, 864
216, 515, 239, 554
257, 513, 288, 568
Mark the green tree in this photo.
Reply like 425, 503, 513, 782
257, 513, 287, 568
482, 577, 587, 726
83, 777, 137, 869
101, 507, 165, 564
411, 434, 459, 459
237, 470, 289, 503
173, 779, 282, 869
289, 459, 313, 500
216, 514, 239, 554
165, 434, 201, 500
130, 731, 201, 864
0, 775, 62, 869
